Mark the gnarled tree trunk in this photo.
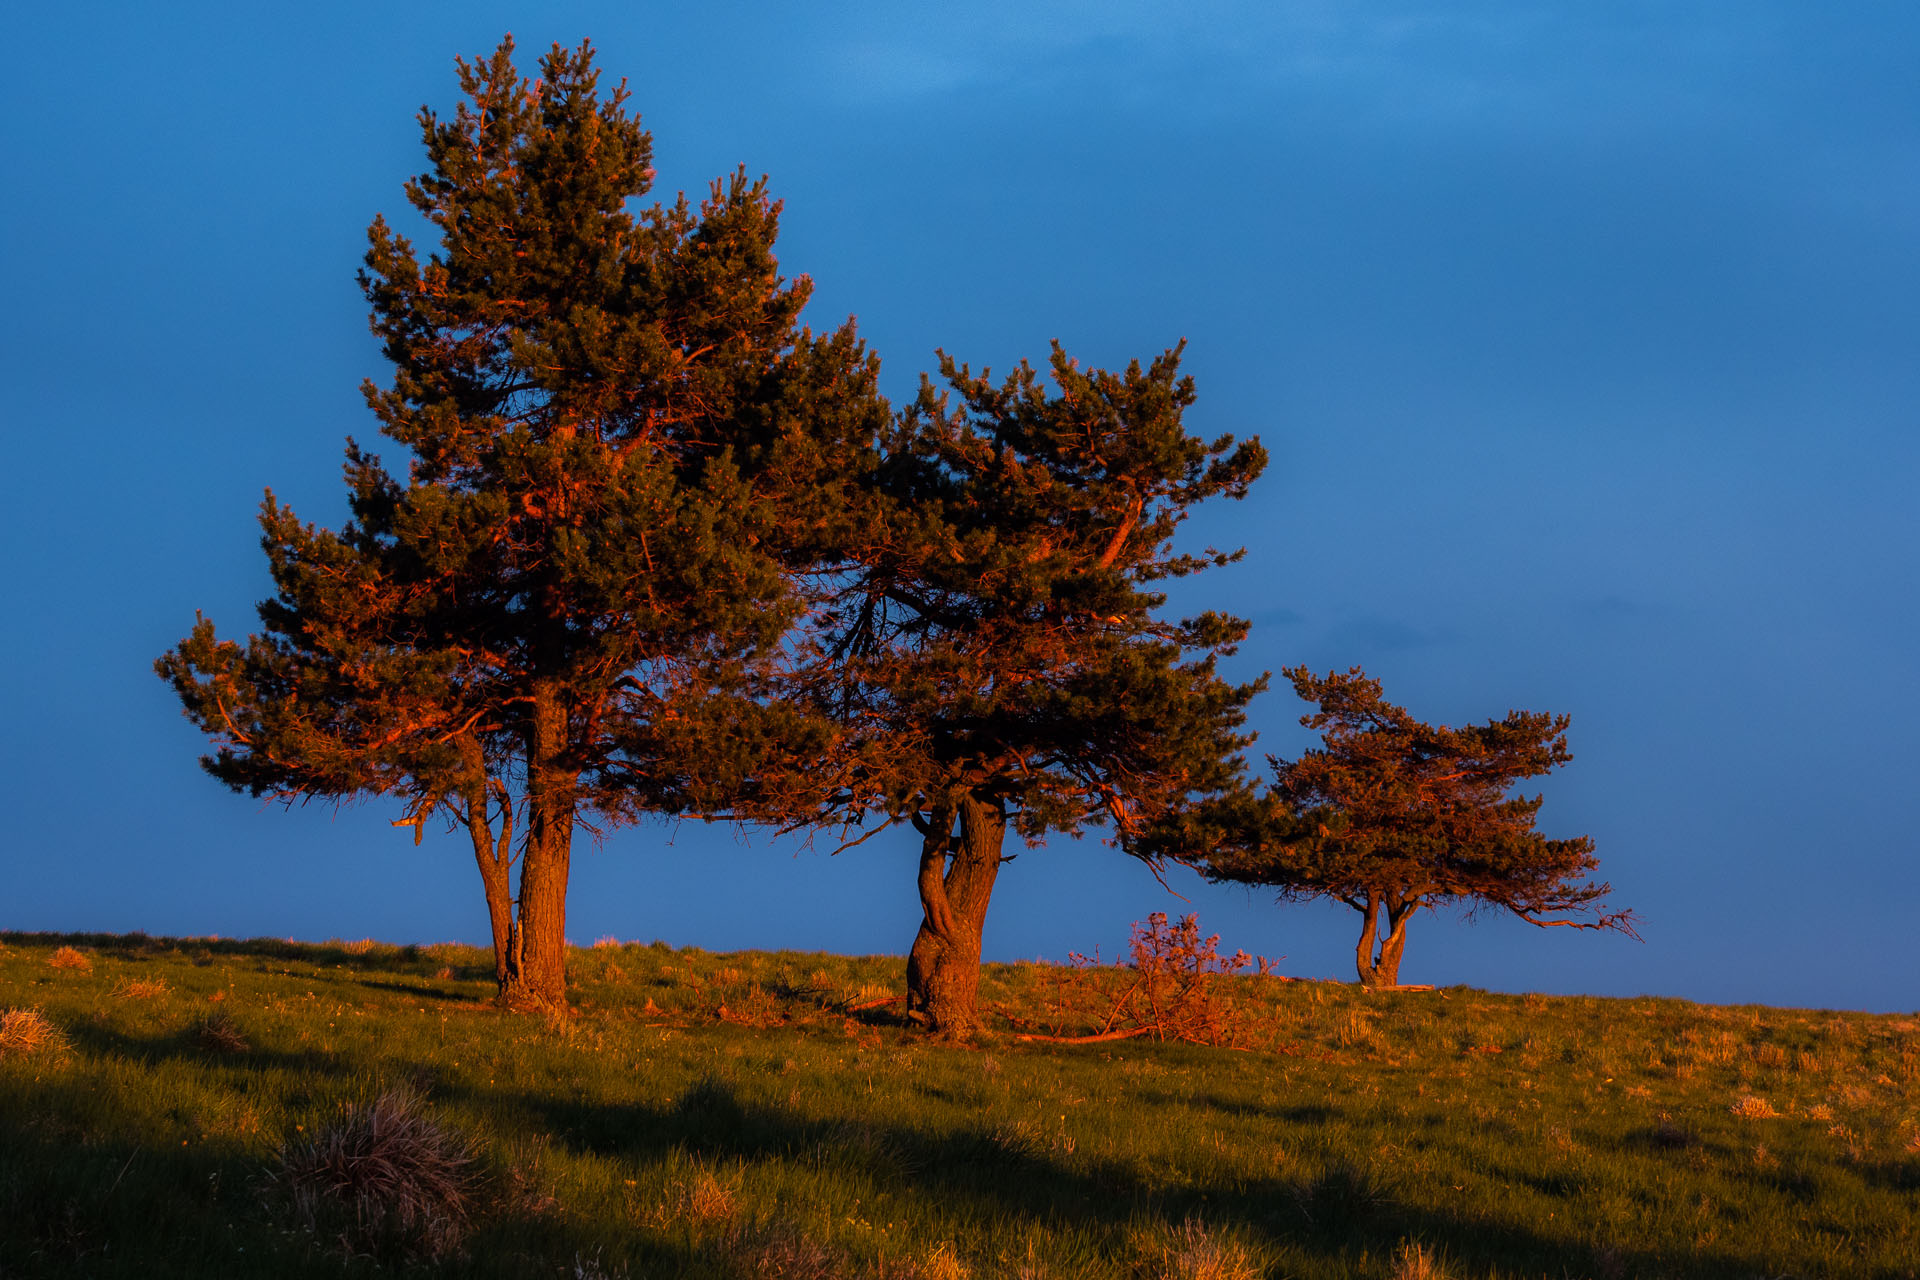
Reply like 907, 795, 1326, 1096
1354, 892, 1418, 988
906, 791, 1006, 1038
503, 681, 576, 1011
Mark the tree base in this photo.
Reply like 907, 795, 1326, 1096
496, 981, 571, 1015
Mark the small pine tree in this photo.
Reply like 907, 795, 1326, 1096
1202, 666, 1635, 987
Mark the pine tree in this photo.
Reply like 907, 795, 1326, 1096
1201, 666, 1636, 987
811, 343, 1268, 1036
156, 38, 887, 1007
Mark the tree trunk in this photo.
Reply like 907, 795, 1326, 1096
1353, 893, 1383, 986
1354, 892, 1418, 988
503, 681, 576, 1011
1376, 900, 1414, 985
456, 737, 515, 989
465, 808, 514, 989
905, 791, 1006, 1038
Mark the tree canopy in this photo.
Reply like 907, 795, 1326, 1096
1200, 666, 1635, 987
156, 37, 888, 1006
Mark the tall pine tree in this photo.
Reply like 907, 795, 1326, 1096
157, 38, 887, 1007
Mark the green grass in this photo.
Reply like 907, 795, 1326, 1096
2, 931, 1916, 1279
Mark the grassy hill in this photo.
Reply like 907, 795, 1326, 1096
1, 931, 1915, 1279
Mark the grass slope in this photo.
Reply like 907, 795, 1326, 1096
1, 932, 1916, 1279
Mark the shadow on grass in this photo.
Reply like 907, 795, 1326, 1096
2, 931, 457, 977
351, 976, 491, 1004
506, 1074, 1780, 1280
57, 1018, 359, 1084
0, 1077, 707, 1280
1199, 1095, 1336, 1124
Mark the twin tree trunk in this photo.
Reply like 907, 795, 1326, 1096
1354, 892, 1419, 987
906, 792, 1006, 1038
453, 699, 576, 1007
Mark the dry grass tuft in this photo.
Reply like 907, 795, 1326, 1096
112, 977, 170, 999
0, 1007, 66, 1058
1730, 1094, 1780, 1119
877, 1242, 973, 1280
1143, 1217, 1261, 1280
500, 1147, 559, 1218
273, 1088, 477, 1261
570, 1248, 630, 1279
47, 946, 92, 972
719, 1217, 843, 1279
659, 1161, 737, 1226
1389, 1240, 1450, 1280
912, 1241, 972, 1280
194, 1010, 249, 1054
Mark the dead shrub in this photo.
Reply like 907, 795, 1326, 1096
194, 1011, 249, 1054
1020, 914, 1267, 1048
1730, 1094, 1780, 1120
112, 978, 170, 999
273, 1088, 477, 1262
0, 1007, 66, 1058
47, 946, 92, 972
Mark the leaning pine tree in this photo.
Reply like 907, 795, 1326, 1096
1195, 666, 1637, 987
157, 38, 887, 1007
809, 344, 1268, 1037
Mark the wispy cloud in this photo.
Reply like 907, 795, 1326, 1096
812, 1, 1788, 140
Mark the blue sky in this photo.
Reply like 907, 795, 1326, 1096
4, 2, 1915, 1011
